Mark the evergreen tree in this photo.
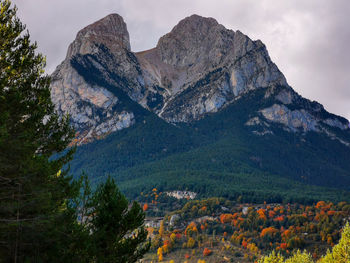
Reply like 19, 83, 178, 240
0, 0, 76, 261
88, 177, 150, 263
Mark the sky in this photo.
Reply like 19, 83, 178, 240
12, 0, 350, 120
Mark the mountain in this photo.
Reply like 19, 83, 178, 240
50, 14, 350, 202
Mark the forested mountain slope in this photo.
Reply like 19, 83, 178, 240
51, 14, 350, 202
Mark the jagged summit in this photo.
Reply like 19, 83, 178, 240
155, 14, 267, 69
49, 13, 350, 199
66, 13, 130, 59
51, 13, 141, 144
141, 14, 287, 121
176, 14, 219, 27
156, 14, 236, 67
157, 14, 222, 49
51, 13, 349, 145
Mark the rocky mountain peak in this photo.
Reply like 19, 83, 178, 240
166, 14, 220, 37
66, 13, 130, 59
51, 14, 349, 146
156, 14, 233, 67
51, 13, 139, 144
156, 15, 264, 69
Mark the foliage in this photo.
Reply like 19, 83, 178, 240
260, 227, 279, 238
203, 248, 212, 256
187, 237, 196, 248
70, 86, 350, 204
258, 251, 284, 263
319, 222, 350, 263
143, 196, 350, 262
87, 177, 150, 263
257, 223, 350, 262
284, 250, 313, 263
157, 247, 163, 261
0, 0, 76, 261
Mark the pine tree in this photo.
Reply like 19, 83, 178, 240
88, 177, 150, 263
0, 0, 76, 261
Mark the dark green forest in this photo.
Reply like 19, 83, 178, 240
70, 88, 350, 204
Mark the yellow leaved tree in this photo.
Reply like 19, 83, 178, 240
285, 250, 313, 263
259, 222, 350, 263
258, 251, 284, 263
319, 221, 350, 263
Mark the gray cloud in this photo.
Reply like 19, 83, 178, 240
12, 0, 350, 120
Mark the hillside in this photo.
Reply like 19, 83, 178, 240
70, 88, 350, 203
50, 14, 350, 202
137, 193, 350, 262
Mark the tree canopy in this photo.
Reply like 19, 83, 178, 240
0, 0, 75, 261
71, 175, 150, 263
259, 222, 350, 263
89, 177, 150, 263
0, 2, 150, 262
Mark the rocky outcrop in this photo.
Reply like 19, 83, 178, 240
260, 104, 318, 132
137, 15, 287, 122
51, 14, 142, 143
50, 62, 135, 144
323, 118, 349, 130
50, 13, 349, 144
165, 191, 197, 200
257, 101, 349, 145
66, 13, 130, 58
275, 89, 295, 104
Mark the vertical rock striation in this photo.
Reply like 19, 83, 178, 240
51, 14, 139, 144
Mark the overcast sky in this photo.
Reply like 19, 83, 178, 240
12, 0, 350, 120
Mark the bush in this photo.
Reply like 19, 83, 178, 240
203, 248, 212, 256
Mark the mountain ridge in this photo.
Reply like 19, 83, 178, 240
50, 14, 350, 201
51, 13, 348, 143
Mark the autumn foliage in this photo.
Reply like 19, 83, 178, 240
203, 248, 212, 256
260, 227, 278, 238
143, 193, 350, 262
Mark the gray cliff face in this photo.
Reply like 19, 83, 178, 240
66, 13, 131, 58
137, 14, 287, 122
51, 14, 139, 143
50, 60, 135, 144
245, 85, 350, 145
260, 104, 319, 132
50, 14, 349, 144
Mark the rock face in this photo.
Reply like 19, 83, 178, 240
50, 14, 349, 144
51, 14, 142, 143
136, 14, 287, 122
260, 104, 318, 132
50, 63, 135, 143
66, 13, 131, 57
